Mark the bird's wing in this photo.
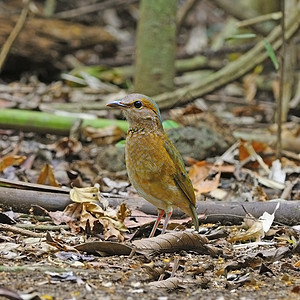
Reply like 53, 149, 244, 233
163, 137, 196, 207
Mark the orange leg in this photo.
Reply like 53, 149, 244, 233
149, 209, 165, 238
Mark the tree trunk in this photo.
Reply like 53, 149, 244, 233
134, 0, 177, 96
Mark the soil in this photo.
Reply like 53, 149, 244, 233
1, 252, 300, 300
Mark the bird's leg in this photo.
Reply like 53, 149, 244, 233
149, 209, 165, 238
162, 211, 172, 234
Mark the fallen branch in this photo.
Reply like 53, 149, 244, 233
0, 183, 299, 225
55, 0, 138, 19
154, 7, 300, 109
0, 223, 43, 238
0, 109, 128, 135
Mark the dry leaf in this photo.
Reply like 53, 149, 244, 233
189, 162, 220, 194
117, 203, 131, 223
229, 203, 280, 243
70, 186, 100, 203
74, 241, 133, 256
48, 137, 82, 158
83, 125, 123, 145
148, 277, 181, 289
0, 155, 26, 172
37, 163, 60, 187
243, 73, 258, 103
132, 232, 211, 255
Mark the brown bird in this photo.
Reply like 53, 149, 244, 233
107, 93, 199, 237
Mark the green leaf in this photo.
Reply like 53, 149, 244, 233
115, 139, 126, 148
263, 40, 279, 70
226, 33, 256, 41
162, 120, 179, 129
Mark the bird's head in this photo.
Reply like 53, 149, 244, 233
107, 93, 163, 131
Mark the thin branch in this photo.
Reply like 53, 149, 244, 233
55, 0, 138, 19
0, 0, 31, 72
0, 224, 44, 238
238, 12, 282, 28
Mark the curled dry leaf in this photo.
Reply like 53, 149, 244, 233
117, 203, 131, 223
37, 163, 60, 187
229, 203, 280, 243
132, 232, 212, 255
47, 137, 82, 158
148, 277, 181, 289
239, 140, 274, 169
70, 186, 100, 203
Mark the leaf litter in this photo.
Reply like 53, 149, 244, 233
0, 124, 300, 299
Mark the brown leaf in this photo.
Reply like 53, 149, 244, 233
48, 137, 82, 158
117, 203, 131, 223
228, 221, 264, 243
48, 203, 82, 233
74, 241, 133, 256
46, 232, 79, 252
189, 162, 220, 194
148, 277, 181, 289
37, 163, 60, 187
83, 125, 123, 145
132, 232, 210, 255
0, 155, 26, 172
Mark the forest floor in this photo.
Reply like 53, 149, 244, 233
1, 1, 300, 299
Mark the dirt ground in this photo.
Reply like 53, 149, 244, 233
1, 226, 300, 300
1, 256, 300, 300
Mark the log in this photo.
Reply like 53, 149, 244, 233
0, 16, 116, 67
0, 183, 299, 226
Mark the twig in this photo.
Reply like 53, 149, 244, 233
214, 0, 272, 35
0, 265, 81, 273
0, 224, 44, 238
0, 0, 31, 72
238, 12, 282, 28
55, 0, 138, 19
244, 142, 270, 175
15, 224, 69, 231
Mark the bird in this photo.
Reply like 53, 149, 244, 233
107, 93, 199, 237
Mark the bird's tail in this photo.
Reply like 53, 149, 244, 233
190, 203, 199, 232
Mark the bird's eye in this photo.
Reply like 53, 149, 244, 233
133, 101, 142, 109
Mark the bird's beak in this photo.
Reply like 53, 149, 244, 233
106, 100, 129, 108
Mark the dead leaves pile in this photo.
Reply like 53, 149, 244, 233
46, 186, 128, 241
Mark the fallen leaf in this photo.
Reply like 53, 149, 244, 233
189, 161, 220, 194
83, 125, 123, 145
48, 137, 82, 158
0, 155, 26, 172
148, 277, 181, 289
229, 203, 280, 242
37, 163, 60, 187
74, 241, 133, 256
70, 186, 100, 203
